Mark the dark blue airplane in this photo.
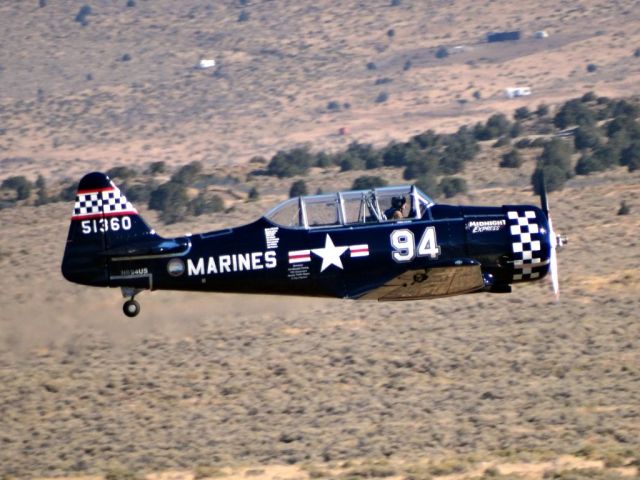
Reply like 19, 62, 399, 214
62, 172, 564, 317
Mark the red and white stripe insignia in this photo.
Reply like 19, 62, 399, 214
288, 249, 311, 264
349, 244, 369, 258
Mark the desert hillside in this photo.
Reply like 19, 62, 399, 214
2, 0, 640, 181
0, 1, 639, 480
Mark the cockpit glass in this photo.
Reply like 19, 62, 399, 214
265, 185, 434, 228
265, 198, 303, 227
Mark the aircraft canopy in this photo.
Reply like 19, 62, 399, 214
265, 185, 434, 229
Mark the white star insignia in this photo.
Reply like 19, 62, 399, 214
312, 234, 348, 272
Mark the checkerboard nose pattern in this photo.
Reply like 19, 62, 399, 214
506, 210, 546, 281
72, 184, 137, 220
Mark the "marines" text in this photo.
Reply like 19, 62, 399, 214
187, 251, 277, 276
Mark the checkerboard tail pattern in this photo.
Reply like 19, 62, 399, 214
72, 183, 137, 220
507, 210, 547, 281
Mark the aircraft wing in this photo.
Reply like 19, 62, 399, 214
356, 261, 485, 301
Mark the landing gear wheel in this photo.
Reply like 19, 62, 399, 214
123, 299, 140, 317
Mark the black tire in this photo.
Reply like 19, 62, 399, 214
123, 299, 140, 317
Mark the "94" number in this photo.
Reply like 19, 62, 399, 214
390, 226, 440, 262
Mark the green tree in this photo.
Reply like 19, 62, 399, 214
536, 103, 550, 117
148, 182, 190, 224
435, 46, 449, 59
575, 153, 605, 175
553, 99, 596, 129
414, 175, 440, 199
147, 161, 166, 175
106, 166, 137, 180
621, 141, 640, 172
514, 106, 530, 121
500, 149, 522, 168
248, 187, 259, 201
351, 176, 388, 190
439, 177, 467, 198
1, 176, 32, 201
531, 138, 575, 193
289, 180, 308, 198
171, 161, 203, 184
573, 125, 602, 150
267, 146, 314, 178
35, 174, 49, 205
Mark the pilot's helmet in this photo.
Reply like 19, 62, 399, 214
392, 196, 406, 208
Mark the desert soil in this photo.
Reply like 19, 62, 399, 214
0, 1, 639, 479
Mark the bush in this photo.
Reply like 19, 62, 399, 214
107, 166, 137, 180
1, 176, 32, 201
59, 183, 78, 202
122, 182, 154, 203
414, 175, 440, 198
35, 174, 49, 205
514, 106, 531, 120
411, 129, 439, 148
435, 46, 449, 59
267, 147, 314, 177
339, 154, 365, 172
171, 161, 203, 184
375, 91, 389, 103
531, 164, 569, 194
327, 100, 341, 111
148, 182, 190, 223
617, 200, 630, 215
366, 62, 377, 71
403, 151, 438, 179
238, 10, 250, 22
147, 161, 166, 175
345, 141, 382, 169
492, 136, 510, 148
383, 142, 412, 167
475, 113, 511, 140
606, 116, 640, 138
314, 152, 333, 168
289, 180, 308, 198
586, 63, 598, 73
75, 5, 91, 25
248, 187, 259, 201
500, 149, 522, 168
439, 177, 467, 198
515, 138, 532, 149
621, 141, 640, 171
121, 53, 132, 62
403, 59, 412, 71
581, 91, 597, 102
530, 138, 575, 193
536, 103, 550, 117
351, 176, 388, 190
573, 125, 602, 150
195, 194, 223, 215
574, 154, 605, 175
554, 99, 596, 129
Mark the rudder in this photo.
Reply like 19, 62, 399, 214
61, 172, 158, 286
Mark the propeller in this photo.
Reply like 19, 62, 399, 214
538, 173, 563, 301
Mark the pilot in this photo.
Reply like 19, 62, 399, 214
386, 196, 407, 220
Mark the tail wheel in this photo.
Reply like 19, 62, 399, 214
123, 299, 140, 317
